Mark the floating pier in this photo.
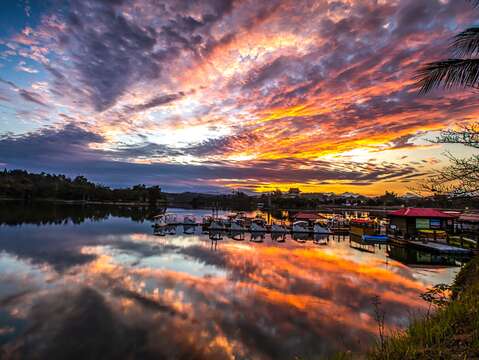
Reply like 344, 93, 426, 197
408, 241, 473, 255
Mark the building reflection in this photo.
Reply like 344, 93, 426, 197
0, 206, 460, 359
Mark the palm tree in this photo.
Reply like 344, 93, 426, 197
416, 0, 479, 93
416, 1, 479, 198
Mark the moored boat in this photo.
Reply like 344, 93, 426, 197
313, 221, 331, 234
183, 214, 196, 225
167, 225, 177, 235
230, 218, 246, 232
251, 218, 267, 232
292, 221, 310, 233
153, 213, 177, 227
209, 218, 225, 231
349, 218, 379, 237
271, 221, 288, 233
361, 234, 388, 243
183, 225, 196, 234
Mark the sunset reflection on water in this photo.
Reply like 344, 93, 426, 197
0, 209, 458, 359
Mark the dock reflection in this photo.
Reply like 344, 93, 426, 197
0, 205, 461, 359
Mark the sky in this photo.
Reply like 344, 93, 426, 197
0, 0, 478, 194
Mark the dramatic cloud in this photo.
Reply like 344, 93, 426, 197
126, 92, 185, 112
0, 123, 104, 163
18, 89, 49, 107
0, 0, 478, 193
0, 123, 425, 191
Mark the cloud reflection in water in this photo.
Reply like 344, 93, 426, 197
0, 215, 458, 359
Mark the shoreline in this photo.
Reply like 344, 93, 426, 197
0, 198, 477, 213
362, 255, 479, 359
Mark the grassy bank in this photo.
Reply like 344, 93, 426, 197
366, 255, 479, 359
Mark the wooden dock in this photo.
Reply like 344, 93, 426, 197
408, 241, 473, 255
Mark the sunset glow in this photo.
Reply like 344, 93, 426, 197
0, 0, 477, 193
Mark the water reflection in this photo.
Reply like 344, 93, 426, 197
0, 203, 459, 359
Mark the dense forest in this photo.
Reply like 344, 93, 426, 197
0, 169, 165, 204
0, 202, 158, 226
0, 169, 256, 209
259, 190, 479, 209
167, 191, 256, 210
1, 169, 476, 210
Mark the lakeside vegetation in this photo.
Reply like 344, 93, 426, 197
0, 202, 158, 226
259, 191, 478, 210
366, 255, 479, 359
2, 169, 478, 210
0, 169, 165, 204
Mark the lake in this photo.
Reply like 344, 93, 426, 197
0, 203, 459, 359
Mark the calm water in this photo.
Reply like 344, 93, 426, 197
0, 203, 459, 359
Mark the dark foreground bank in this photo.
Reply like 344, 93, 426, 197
363, 255, 479, 359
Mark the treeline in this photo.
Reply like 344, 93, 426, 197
259, 191, 478, 209
2, 169, 476, 209
0, 202, 159, 226
0, 169, 165, 204
166, 191, 256, 210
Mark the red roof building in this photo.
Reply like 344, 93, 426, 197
458, 213, 479, 223
388, 208, 456, 236
293, 212, 325, 221
457, 213, 479, 232
388, 208, 457, 219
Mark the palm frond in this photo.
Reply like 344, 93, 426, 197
415, 59, 479, 94
469, 0, 479, 7
451, 27, 479, 57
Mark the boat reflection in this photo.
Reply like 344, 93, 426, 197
250, 232, 265, 242
208, 230, 224, 241
229, 230, 246, 241
314, 234, 329, 245
0, 204, 461, 359
292, 232, 309, 242
388, 245, 469, 266
271, 232, 286, 243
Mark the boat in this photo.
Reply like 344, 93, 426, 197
202, 215, 213, 225
251, 218, 267, 232
202, 216, 213, 233
209, 219, 225, 231
361, 234, 388, 243
361, 235, 389, 244
153, 213, 177, 227
183, 225, 196, 235
183, 214, 196, 225
230, 218, 246, 232
292, 221, 310, 233
271, 221, 288, 233
154, 227, 167, 236
166, 225, 176, 235
313, 221, 331, 234
349, 218, 379, 237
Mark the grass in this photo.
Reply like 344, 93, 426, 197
366, 255, 479, 360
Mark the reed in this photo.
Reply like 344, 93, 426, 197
367, 255, 479, 359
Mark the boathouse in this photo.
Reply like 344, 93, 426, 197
293, 212, 325, 221
457, 213, 479, 233
388, 208, 456, 238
